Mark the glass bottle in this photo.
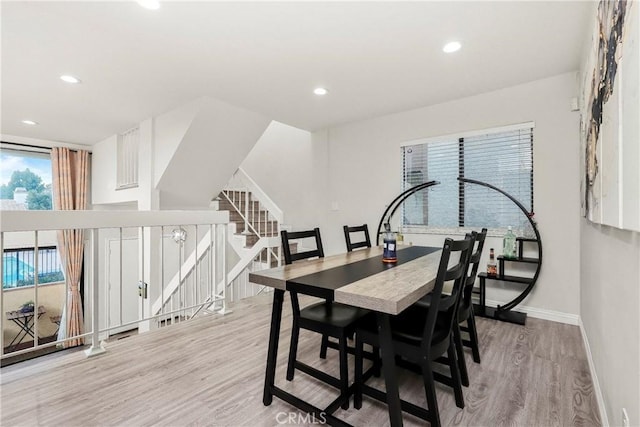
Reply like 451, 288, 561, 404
487, 248, 497, 276
503, 226, 517, 259
382, 223, 397, 263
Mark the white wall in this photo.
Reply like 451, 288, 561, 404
91, 134, 140, 206
243, 75, 581, 318
240, 121, 328, 232
91, 118, 155, 208
580, 222, 640, 426
314, 72, 581, 318
155, 97, 271, 209
578, 3, 640, 425
93, 95, 273, 210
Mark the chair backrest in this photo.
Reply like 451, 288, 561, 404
461, 228, 488, 312
421, 233, 476, 350
343, 224, 372, 252
281, 228, 324, 265
281, 228, 325, 316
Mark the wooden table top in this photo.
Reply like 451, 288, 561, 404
6, 305, 46, 320
249, 246, 442, 315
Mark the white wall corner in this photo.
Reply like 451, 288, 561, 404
579, 317, 610, 427
155, 96, 271, 209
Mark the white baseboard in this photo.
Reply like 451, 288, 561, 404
483, 298, 580, 325
579, 318, 609, 426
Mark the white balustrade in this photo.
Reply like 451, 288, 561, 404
0, 210, 229, 359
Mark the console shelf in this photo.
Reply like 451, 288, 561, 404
496, 254, 539, 277
478, 272, 533, 285
497, 256, 539, 264
474, 236, 540, 325
458, 178, 543, 327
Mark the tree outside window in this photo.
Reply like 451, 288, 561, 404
0, 149, 52, 210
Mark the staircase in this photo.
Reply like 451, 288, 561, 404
217, 191, 279, 251
151, 168, 283, 322
214, 168, 283, 301
215, 187, 282, 301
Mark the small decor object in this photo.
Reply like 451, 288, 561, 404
171, 227, 187, 245
487, 248, 497, 276
19, 301, 35, 313
382, 223, 397, 263
502, 226, 517, 259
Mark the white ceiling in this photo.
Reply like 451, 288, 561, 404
1, 1, 593, 146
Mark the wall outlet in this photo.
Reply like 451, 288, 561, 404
622, 408, 630, 427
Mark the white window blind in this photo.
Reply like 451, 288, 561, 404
117, 127, 139, 189
401, 125, 534, 235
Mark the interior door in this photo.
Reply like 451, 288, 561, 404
107, 238, 139, 336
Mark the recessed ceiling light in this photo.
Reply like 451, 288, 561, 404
442, 41, 462, 53
137, 0, 160, 10
60, 75, 81, 84
314, 87, 328, 96
22, 120, 38, 126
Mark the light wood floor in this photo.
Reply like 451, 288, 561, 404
0, 293, 601, 427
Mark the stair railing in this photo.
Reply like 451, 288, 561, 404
203, 167, 284, 304
221, 190, 279, 242
151, 226, 228, 321
221, 168, 281, 263
190, 235, 280, 315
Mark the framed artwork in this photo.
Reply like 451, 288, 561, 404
581, 0, 639, 231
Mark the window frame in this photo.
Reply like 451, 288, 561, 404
400, 122, 535, 236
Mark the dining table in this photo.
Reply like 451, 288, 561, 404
249, 244, 443, 427
5, 305, 46, 352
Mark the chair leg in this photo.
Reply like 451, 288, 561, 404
447, 340, 465, 409
453, 322, 470, 387
372, 345, 381, 377
467, 312, 481, 364
339, 337, 349, 410
319, 334, 329, 359
421, 360, 441, 427
286, 320, 300, 381
354, 334, 363, 410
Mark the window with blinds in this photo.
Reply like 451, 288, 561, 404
401, 124, 534, 235
116, 127, 139, 189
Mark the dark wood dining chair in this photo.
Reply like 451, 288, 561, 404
353, 234, 476, 427
405, 228, 487, 388
343, 224, 371, 252
452, 228, 487, 386
281, 228, 370, 410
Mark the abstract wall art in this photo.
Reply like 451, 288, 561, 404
581, 0, 639, 231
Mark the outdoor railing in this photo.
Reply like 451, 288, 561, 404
2, 246, 64, 288
0, 210, 229, 359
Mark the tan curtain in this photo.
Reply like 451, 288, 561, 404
51, 147, 89, 348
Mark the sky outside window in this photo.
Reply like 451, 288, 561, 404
0, 150, 52, 186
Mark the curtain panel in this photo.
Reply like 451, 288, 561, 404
51, 147, 89, 348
